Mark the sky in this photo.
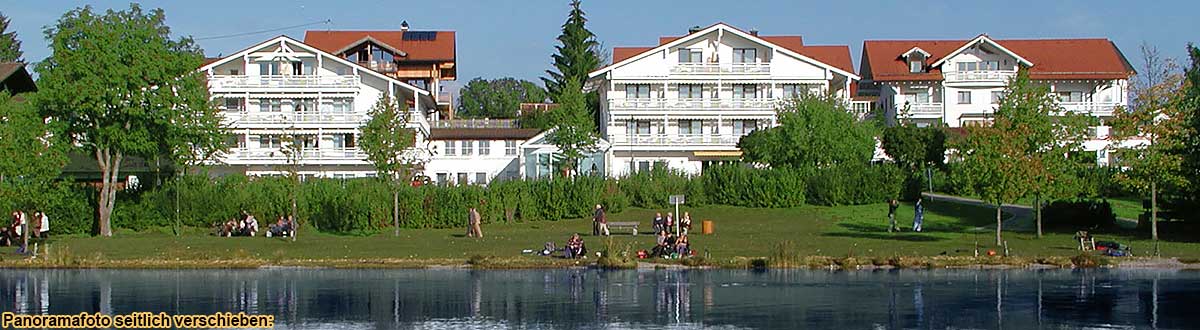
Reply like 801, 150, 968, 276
5, 0, 1200, 91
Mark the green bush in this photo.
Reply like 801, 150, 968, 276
1043, 199, 1116, 229
702, 165, 806, 207
40, 182, 94, 235
619, 167, 705, 209
806, 164, 902, 206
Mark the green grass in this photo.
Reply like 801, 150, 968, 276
6, 199, 1197, 268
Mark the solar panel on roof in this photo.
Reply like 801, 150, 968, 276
402, 31, 437, 41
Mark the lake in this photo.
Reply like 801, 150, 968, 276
1, 268, 1196, 329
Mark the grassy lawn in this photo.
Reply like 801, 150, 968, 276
6, 199, 1197, 267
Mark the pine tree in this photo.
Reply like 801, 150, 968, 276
542, 0, 600, 100
0, 12, 23, 62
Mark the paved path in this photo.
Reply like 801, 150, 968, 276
921, 192, 1036, 232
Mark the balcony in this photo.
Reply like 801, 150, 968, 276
608, 98, 779, 113
609, 134, 740, 147
670, 63, 771, 75
222, 148, 367, 162
900, 103, 943, 118
221, 111, 367, 125
431, 118, 520, 129
358, 61, 397, 73
943, 70, 1016, 84
1060, 102, 1119, 117
208, 75, 358, 89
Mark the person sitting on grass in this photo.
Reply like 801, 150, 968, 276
652, 231, 671, 258
242, 213, 259, 237
565, 233, 586, 259
680, 212, 692, 236
267, 216, 287, 237
665, 213, 675, 234
675, 235, 690, 257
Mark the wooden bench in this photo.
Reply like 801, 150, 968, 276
607, 222, 640, 235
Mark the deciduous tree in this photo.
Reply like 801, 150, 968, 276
1112, 45, 1190, 253
36, 4, 217, 236
457, 77, 547, 118
739, 94, 875, 169
545, 79, 598, 176
359, 95, 419, 236
0, 93, 66, 213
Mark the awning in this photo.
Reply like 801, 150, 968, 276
693, 151, 743, 157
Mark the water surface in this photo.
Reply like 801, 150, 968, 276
1, 268, 1196, 329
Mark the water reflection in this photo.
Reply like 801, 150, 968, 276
0, 269, 1198, 329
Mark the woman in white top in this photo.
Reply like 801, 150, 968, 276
39, 211, 49, 239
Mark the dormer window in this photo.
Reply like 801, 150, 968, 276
909, 60, 923, 73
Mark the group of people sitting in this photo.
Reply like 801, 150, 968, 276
538, 233, 588, 259
2, 210, 50, 247
644, 230, 691, 259
651, 211, 693, 236
215, 211, 294, 238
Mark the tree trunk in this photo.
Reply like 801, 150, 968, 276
1035, 194, 1042, 239
94, 148, 122, 237
291, 180, 299, 242
393, 189, 400, 237
1151, 181, 1159, 256
995, 204, 1003, 246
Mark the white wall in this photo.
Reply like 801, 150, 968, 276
427, 139, 523, 185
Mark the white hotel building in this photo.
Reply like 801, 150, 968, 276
198, 36, 437, 178
858, 35, 1136, 164
587, 23, 864, 177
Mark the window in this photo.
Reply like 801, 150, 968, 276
505, 140, 518, 156
982, 60, 1000, 71
991, 91, 1005, 104
1057, 91, 1084, 103
436, 173, 448, 185
462, 140, 474, 156
291, 61, 306, 75
457, 173, 469, 185
479, 140, 491, 156
296, 135, 317, 149
956, 62, 977, 72
957, 61, 999, 71
226, 134, 246, 149
909, 60, 923, 73
733, 120, 758, 136
628, 121, 652, 135
733, 48, 757, 63
957, 91, 972, 104
625, 84, 651, 99
732, 84, 756, 99
258, 62, 280, 75
445, 141, 456, 156
637, 161, 651, 172
678, 84, 703, 99
781, 84, 812, 98
293, 99, 316, 112
678, 49, 702, 63
371, 46, 394, 63
475, 172, 488, 185
904, 92, 930, 104
406, 79, 429, 90
678, 120, 702, 135
259, 99, 282, 112
223, 97, 244, 111
229, 69, 240, 75
329, 99, 353, 113
259, 135, 282, 149
331, 133, 355, 148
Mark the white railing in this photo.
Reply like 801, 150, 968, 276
670, 63, 771, 75
222, 111, 367, 124
609, 134, 740, 146
608, 98, 779, 111
903, 103, 943, 117
849, 100, 873, 119
1060, 102, 1119, 116
431, 118, 520, 128
208, 75, 359, 89
223, 148, 367, 161
943, 70, 1016, 83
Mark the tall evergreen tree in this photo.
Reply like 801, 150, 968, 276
0, 12, 23, 62
542, 0, 600, 100
1180, 44, 1200, 203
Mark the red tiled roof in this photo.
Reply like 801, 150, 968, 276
862, 38, 1134, 82
613, 47, 653, 63
303, 30, 456, 62
793, 45, 855, 75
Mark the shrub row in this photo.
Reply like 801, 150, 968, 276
86, 164, 902, 234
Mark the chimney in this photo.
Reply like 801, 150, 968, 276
688, 25, 702, 34
401, 20, 410, 31
749, 29, 759, 36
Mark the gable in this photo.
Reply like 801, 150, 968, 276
304, 30, 455, 62
862, 38, 1135, 82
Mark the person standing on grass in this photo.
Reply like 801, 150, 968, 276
680, 212, 692, 236
593, 204, 609, 236
912, 197, 924, 232
467, 207, 484, 238
591, 204, 601, 236
887, 199, 900, 232
38, 210, 49, 240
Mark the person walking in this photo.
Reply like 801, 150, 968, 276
912, 197, 924, 232
887, 199, 900, 232
468, 207, 484, 238
593, 204, 609, 236
591, 204, 601, 236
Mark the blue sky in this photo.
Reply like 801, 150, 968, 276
5, 0, 1200, 89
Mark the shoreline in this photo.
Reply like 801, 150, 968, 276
3, 255, 1198, 271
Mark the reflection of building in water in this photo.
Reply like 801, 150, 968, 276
468, 271, 482, 317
